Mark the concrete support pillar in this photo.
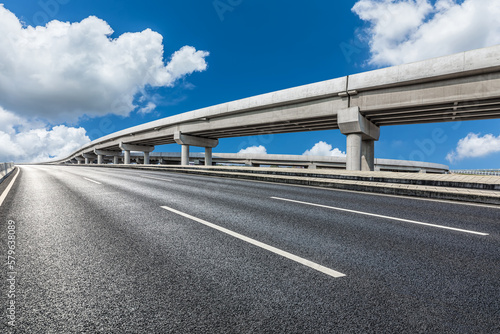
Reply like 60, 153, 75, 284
174, 131, 218, 167
144, 152, 150, 165
119, 143, 154, 165
181, 145, 190, 166
346, 134, 362, 171
113, 156, 119, 165
338, 107, 380, 171
83, 153, 97, 165
361, 140, 375, 171
94, 149, 121, 165
124, 150, 131, 165
205, 147, 212, 166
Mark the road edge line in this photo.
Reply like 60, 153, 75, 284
0, 167, 21, 207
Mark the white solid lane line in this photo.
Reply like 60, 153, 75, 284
141, 175, 173, 182
83, 177, 102, 185
271, 197, 489, 236
160, 205, 346, 278
0, 168, 20, 207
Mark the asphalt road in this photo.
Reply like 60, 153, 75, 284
0, 165, 499, 333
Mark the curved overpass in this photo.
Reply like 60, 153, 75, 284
78, 152, 449, 173
57, 44, 500, 171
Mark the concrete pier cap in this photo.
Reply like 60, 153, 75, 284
338, 107, 380, 171
119, 142, 154, 165
94, 149, 122, 165
337, 107, 380, 141
82, 153, 97, 164
94, 149, 122, 156
173, 131, 219, 148
174, 131, 219, 166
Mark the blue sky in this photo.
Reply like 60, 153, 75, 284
0, 0, 499, 169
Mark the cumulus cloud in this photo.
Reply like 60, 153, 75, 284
0, 5, 210, 162
0, 108, 90, 162
138, 102, 157, 115
303, 141, 346, 157
446, 133, 500, 163
238, 145, 268, 154
352, 0, 500, 66
0, 5, 209, 122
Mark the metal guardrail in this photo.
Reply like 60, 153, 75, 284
452, 169, 500, 176
0, 162, 15, 183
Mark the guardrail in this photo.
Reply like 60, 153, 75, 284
0, 162, 15, 184
452, 169, 500, 176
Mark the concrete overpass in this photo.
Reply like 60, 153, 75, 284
72, 152, 449, 173
58, 45, 500, 171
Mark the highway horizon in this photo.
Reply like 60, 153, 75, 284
1, 165, 499, 333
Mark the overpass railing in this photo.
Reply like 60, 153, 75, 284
0, 162, 15, 184
452, 169, 500, 176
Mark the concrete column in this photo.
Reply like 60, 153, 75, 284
346, 133, 362, 171
119, 143, 154, 165
174, 132, 218, 167
124, 150, 131, 165
338, 107, 380, 172
181, 145, 190, 166
144, 152, 150, 165
113, 156, 119, 164
361, 140, 375, 171
94, 150, 121, 165
205, 147, 212, 166
83, 153, 97, 164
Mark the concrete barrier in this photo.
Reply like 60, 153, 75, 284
452, 170, 500, 176
74, 164, 500, 205
0, 163, 15, 184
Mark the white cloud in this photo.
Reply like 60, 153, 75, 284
0, 126, 90, 164
138, 102, 157, 115
238, 145, 267, 154
0, 6, 210, 163
0, 106, 90, 162
446, 133, 500, 163
303, 141, 346, 157
0, 5, 209, 122
352, 0, 500, 66
0, 107, 25, 134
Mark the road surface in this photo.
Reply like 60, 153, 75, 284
1, 165, 499, 333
